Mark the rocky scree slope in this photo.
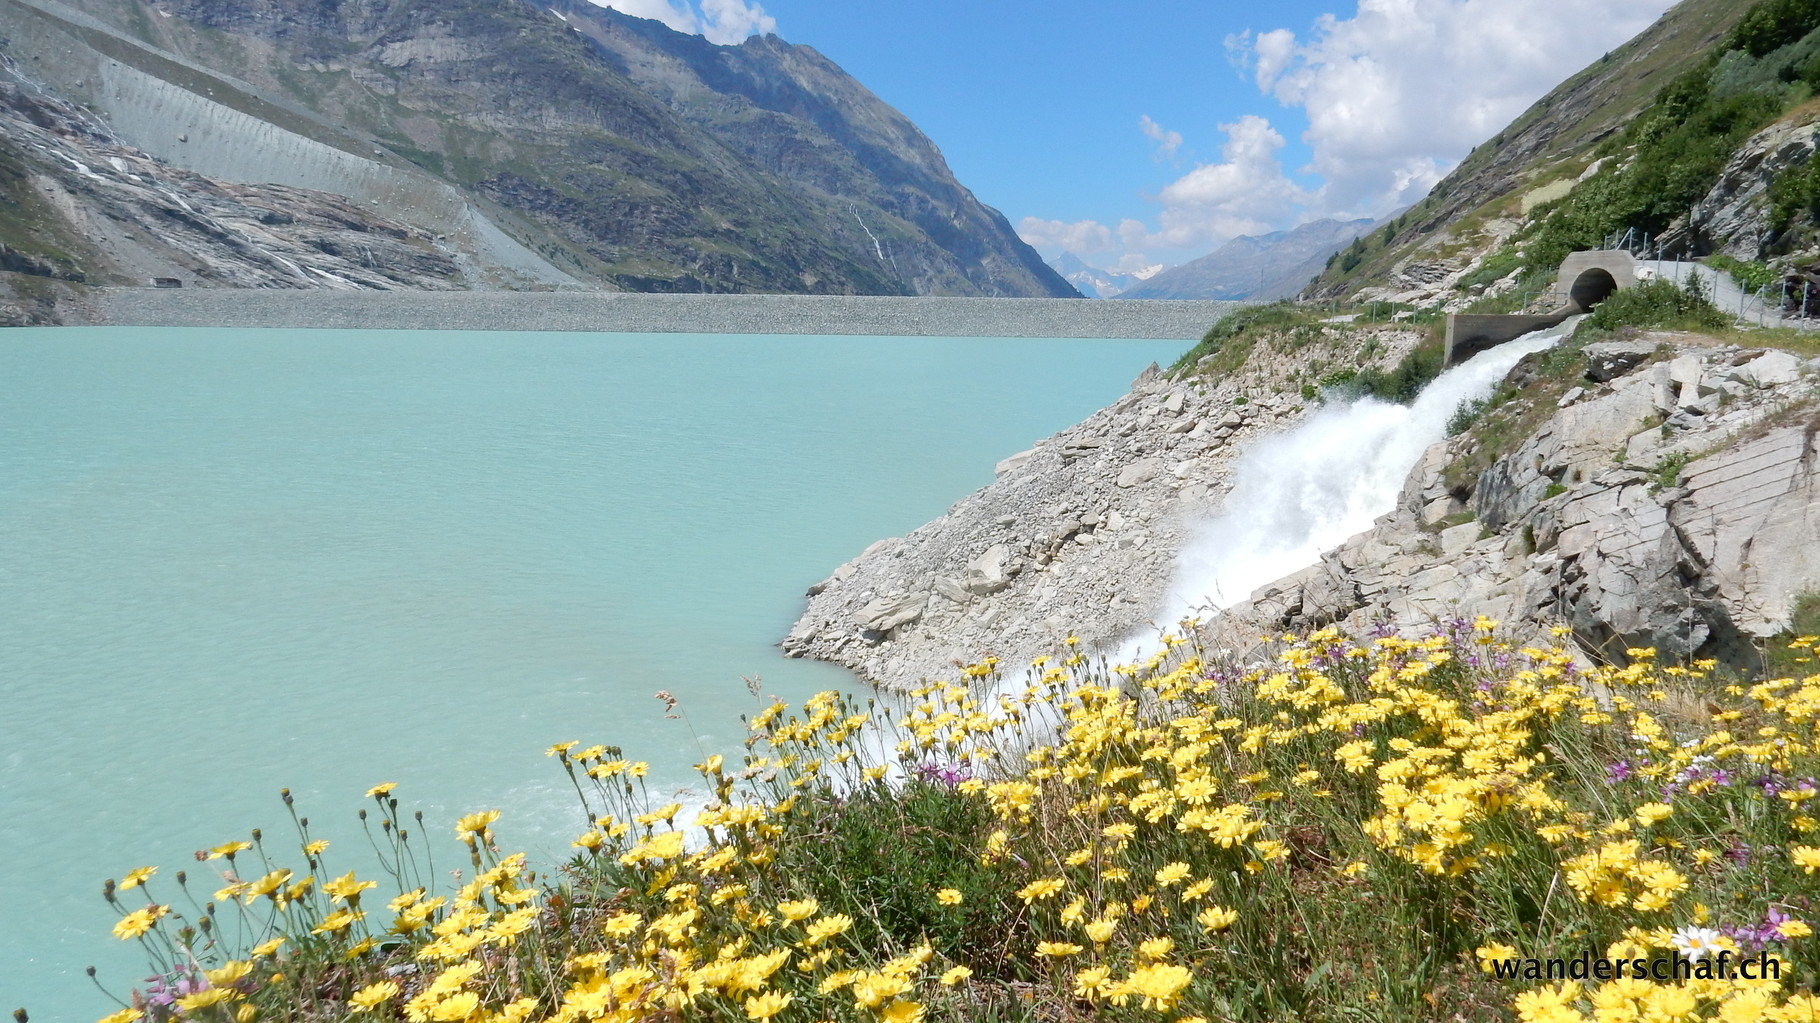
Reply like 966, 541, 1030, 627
18, 0, 1070, 297
0, 72, 466, 317
1229, 334, 1820, 670
782, 325, 1425, 690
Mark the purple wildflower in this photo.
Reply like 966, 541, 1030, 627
913, 760, 972, 788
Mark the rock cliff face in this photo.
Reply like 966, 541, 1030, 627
7, 0, 1072, 297
1229, 336, 1820, 669
1678, 115, 1820, 260
782, 326, 1425, 689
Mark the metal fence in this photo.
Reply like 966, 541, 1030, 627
1603, 227, 1815, 330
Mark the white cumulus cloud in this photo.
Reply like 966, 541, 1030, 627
1128, 114, 1308, 252
1237, 0, 1674, 217
1246, 28, 1297, 93
1016, 217, 1116, 255
587, 0, 776, 43
1032, 0, 1675, 269
1019, 115, 1310, 266
1138, 115, 1183, 161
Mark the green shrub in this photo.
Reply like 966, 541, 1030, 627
1170, 303, 1312, 376
1729, 0, 1820, 57
1318, 368, 1359, 390
1582, 277, 1729, 333
1446, 397, 1490, 437
1339, 336, 1445, 404
1770, 154, 1820, 230
1707, 253, 1778, 290
1647, 450, 1692, 494
1764, 591, 1820, 675
768, 781, 1026, 976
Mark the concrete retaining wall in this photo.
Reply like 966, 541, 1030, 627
81, 289, 1240, 338
1444, 312, 1570, 365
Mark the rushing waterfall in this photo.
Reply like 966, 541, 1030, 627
1134, 318, 1579, 648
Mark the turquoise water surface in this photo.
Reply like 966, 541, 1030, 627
0, 327, 1186, 1020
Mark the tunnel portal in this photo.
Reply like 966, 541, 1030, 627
1568, 267, 1619, 312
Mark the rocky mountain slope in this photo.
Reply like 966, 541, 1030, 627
1118, 218, 1373, 301
0, 0, 1072, 297
0, 75, 472, 306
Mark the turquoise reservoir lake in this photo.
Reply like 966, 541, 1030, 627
0, 327, 1186, 1020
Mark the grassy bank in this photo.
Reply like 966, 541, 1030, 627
79, 618, 1820, 1023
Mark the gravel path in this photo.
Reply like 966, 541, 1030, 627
84, 289, 1240, 339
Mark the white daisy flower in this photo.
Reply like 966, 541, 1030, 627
1672, 925, 1724, 961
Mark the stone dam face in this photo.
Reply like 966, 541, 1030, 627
81, 290, 1242, 338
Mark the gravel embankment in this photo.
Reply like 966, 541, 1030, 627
83, 289, 1240, 339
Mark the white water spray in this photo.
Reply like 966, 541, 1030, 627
1132, 320, 1578, 651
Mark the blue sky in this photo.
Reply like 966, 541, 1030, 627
595, 0, 1677, 271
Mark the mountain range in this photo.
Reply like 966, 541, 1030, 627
0, 0, 1075, 297
1115, 218, 1376, 300
1043, 253, 1165, 299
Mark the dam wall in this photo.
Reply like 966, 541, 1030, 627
83, 289, 1241, 338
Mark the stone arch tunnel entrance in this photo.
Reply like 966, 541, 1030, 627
1567, 267, 1619, 312
1553, 250, 1636, 312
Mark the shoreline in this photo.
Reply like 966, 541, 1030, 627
59, 289, 1242, 339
